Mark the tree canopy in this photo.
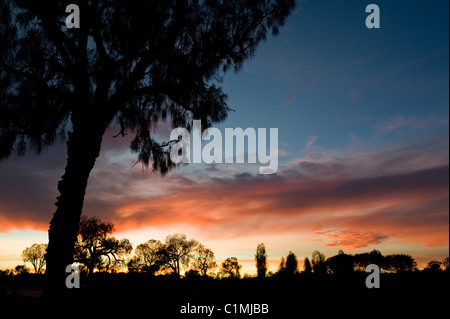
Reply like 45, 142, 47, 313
0, 0, 296, 292
311, 250, 326, 275
220, 257, 242, 279
303, 257, 312, 274
159, 233, 199, 276
285, 251, 298, 276
128, 239, 164, 274
21, 243, 47, 274
193, 244, 217, 277
74, 216, 132, 275
0, 0, 296, 169
255, 243, 268, 278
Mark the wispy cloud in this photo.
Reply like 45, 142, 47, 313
305, 136, 319, 149
377, 115, 435, 133
282, 76, 316, 106
314, 229, 390, 250
349, 89, 363, 102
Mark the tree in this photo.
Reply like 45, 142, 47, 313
353, 252, 371, 270
285, 251, 298, 276
255, 243, 268, 278
385, 254, 417, 272
312, 250, 327, 275
22, 243, 47, 274
442, 257, 450, 271
160, 233, 198, 277
327, 250, 354, 275
220, 257, 242, 279
425, 260, 442, 272
74, 216, 132, 275
303, 257, 312, 274
128, 239, 164, 274
0, 0, 296, 292
184, 269, 202, 279
15, 265, 29, 275
368, 249, 386, 270
192, 244, 217, 277
277, 256, 286, 275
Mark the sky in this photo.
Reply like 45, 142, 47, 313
0, 0, 448, 274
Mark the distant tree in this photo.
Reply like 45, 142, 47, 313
285, 251, 298, 276
184, 269, 201, 279
0, 269, 14, 277
327, 250, 354, 275
220, 257, 242, 279
277, 256, 286, 274
303, 257, 312, 274
255, 243, 268, 278
192, 244, 217, 277
159, 233, 199, 277
385, 254, 417, 272
129, 239, 164, 274
353, 252, 371, 270
74, 216, 132, 275
15, 265, 29, 275
22, 243, 47, 274
442, 257, 450, 271
312, 250, 327, 274
368, 250, 386, 270
425, 260, 443, 272
0, 0, 296, 292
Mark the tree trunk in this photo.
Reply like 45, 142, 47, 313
44, 119, 107, 297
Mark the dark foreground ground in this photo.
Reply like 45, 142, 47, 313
1, 271, 448, 317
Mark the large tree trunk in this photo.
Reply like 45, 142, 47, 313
44, 119, 108, 296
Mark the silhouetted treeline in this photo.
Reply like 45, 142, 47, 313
275, 249, 438, 277
5, 216, 449, 278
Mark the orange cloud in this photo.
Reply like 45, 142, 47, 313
313, 229, 389, 250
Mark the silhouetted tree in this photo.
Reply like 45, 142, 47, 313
368, 250, 386, 270
184, 269, 202, 279
353, 252, 371, 270
159, 233, 198, 277
14, 265, 29, 275
21, 243, 47, 274
74, 216, 132, 275
327, 250, 354, 275
312, 250, 327, 275
385, 254, 417, 272
255, 243, 268, 278
192, 244, 217, 277
285, 251, 298, 276
425, 260, 442, 272
0, 0, 296, 292
220, 257, 242, 279
129, 239, 164, 274
277, 256, 286, 274
442, 257, 450, 271
303, 257, 312, 274
0, 269, 14, 277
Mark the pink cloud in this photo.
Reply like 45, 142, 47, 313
305, 136, 319, 149
377, 115, 435, 133
313, 229, 390, 250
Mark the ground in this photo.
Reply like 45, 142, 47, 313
0, 271, 448, 316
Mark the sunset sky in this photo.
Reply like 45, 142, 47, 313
0, 0, 448, 274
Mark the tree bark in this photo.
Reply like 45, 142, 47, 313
44, 118, 108, 297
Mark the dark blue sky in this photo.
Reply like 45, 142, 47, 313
220, 0, 448, 161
